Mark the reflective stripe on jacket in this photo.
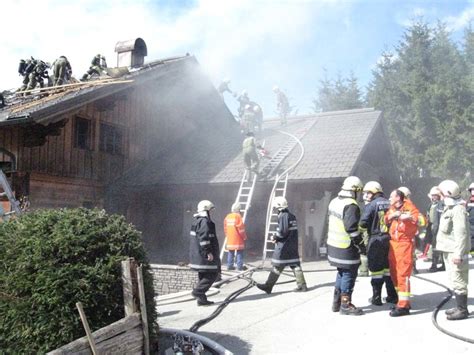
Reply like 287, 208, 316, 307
224, 212, 247, 250
189, 215, 220, 272
328, 197, 358, 248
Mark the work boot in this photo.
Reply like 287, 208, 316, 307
384, 276, 398, 304
197, 299, 215, 306
369, 283, 383, 306
332, 288, 341, 312
256, 271, 280, 294
340, 293, 364, 316
293, 267, 307, 292
389, 307, 410, 317
447, 294, 469, 321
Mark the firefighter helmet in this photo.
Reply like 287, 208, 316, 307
468, 183, 474, 192
341, 176, 363, 192
273, 196, 288, 210
438, 180, 461, 198
363, 181, 383, 194
197, 200, 215, 213
398, 186, 411, 198
427, 186, 441, 198
272, 85, 279, 93
231, 202, 241, 213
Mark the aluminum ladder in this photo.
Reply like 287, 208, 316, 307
261, 173, 288, 264
0, 169, 22, 216
220, 169, 257, 261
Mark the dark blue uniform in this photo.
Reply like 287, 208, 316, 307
359, 193, 397, 304
189, 213, 220, 302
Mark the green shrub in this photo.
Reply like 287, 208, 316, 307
0, 208, 157, 353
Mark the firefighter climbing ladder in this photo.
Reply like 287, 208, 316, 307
0, 169, 22, 216
261, 121, 315, 265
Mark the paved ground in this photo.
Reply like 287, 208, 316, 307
156, 258, 474, 354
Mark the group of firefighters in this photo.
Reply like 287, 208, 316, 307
13, 54, 107, 94
218, 79, 291, 131
188, 176, 473, 322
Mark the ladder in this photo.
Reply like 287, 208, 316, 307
220, 169, 257, 261
0, 169, 22, 216
261, 174, 288, 264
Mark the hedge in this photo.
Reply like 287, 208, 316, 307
0, 208, 157, 353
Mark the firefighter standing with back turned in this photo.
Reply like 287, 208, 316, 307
256, 196, 308, 294
359, 181, 398, 306
327, 176, 366, 316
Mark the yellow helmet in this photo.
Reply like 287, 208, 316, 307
363, 181, 383, 194
438, 180, 461, 198
341, 176, 363, 192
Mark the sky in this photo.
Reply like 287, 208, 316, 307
1, 0, 473, 117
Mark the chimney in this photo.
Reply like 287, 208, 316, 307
115, 38, 147, 68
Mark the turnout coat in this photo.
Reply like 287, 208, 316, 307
272, 208, 301, 267
189, 213, 220, 272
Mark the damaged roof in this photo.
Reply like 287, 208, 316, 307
0, 55, 195, 126
123, 108, 383, 186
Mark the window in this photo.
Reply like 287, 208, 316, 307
74, 117, 92, 150
99, 123, 123, 155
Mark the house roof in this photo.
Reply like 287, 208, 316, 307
123, 108, 383, 187
0, 55, 195, 126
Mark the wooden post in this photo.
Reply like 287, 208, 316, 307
122, 258, 137, 316
137, 265, 150, 355
76, 302, 98, 355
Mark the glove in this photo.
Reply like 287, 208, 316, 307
352, 235, 367, 255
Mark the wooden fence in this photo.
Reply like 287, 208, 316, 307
48, 258, 150, 355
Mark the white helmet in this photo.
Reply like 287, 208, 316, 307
272, 85, 279, 93
253, 105, 261, 113
223, 78, 230, 84
273, 196, 288, 210
363, 181, 383, 194
245, 104, 251, 110
197, 200, 215, 213
241, 90, 248, 96
231, 202, 241, 213
341, 176, 363, 192
398, 186, 411, 198
438, 180, 461, 198
468, 183, 474, 192
427, 186, 441, 198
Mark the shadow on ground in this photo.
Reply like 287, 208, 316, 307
198, 331, 252, 355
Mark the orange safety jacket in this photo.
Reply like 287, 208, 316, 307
224, 212, 247, 250
385, 199, 419, 242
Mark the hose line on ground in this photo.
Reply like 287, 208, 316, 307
413, 274, 474, 344
189, 273, 256, 333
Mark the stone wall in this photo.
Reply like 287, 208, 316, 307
150, 264, 198, 295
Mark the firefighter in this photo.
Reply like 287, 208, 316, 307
224, 202, 247, 271
26, 60, 50, 91
385, 189, 420, 317
256, 196, 308, 294
242, 104, 256, 134
189, 200, 220, 306
273, 85, 290, 125
235, 90, 250, 119
467, 183, 474, 258
359, 181, 398, 306
52, 56, 72, 86
437, 180, 471, 320
242, 132, 261, 181
18, 57, 36, 91
427, 186, 445, 272
327, 176, 366, 315
358, 193, 371, 277
218, 78, 232, 97
399, 186, 424, 274
81, 54, 107, 81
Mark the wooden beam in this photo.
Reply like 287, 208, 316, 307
122, 258, 137, 316
137, 265, 150, 355
76, 302, 98, 355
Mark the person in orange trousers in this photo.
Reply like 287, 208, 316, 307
385, 189, 419, 317
224, 202, 248, 271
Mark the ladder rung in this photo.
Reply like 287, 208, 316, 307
240, 194, 250, 197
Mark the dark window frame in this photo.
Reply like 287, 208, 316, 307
73, 116, 93, 150
99, 123, 123, 155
